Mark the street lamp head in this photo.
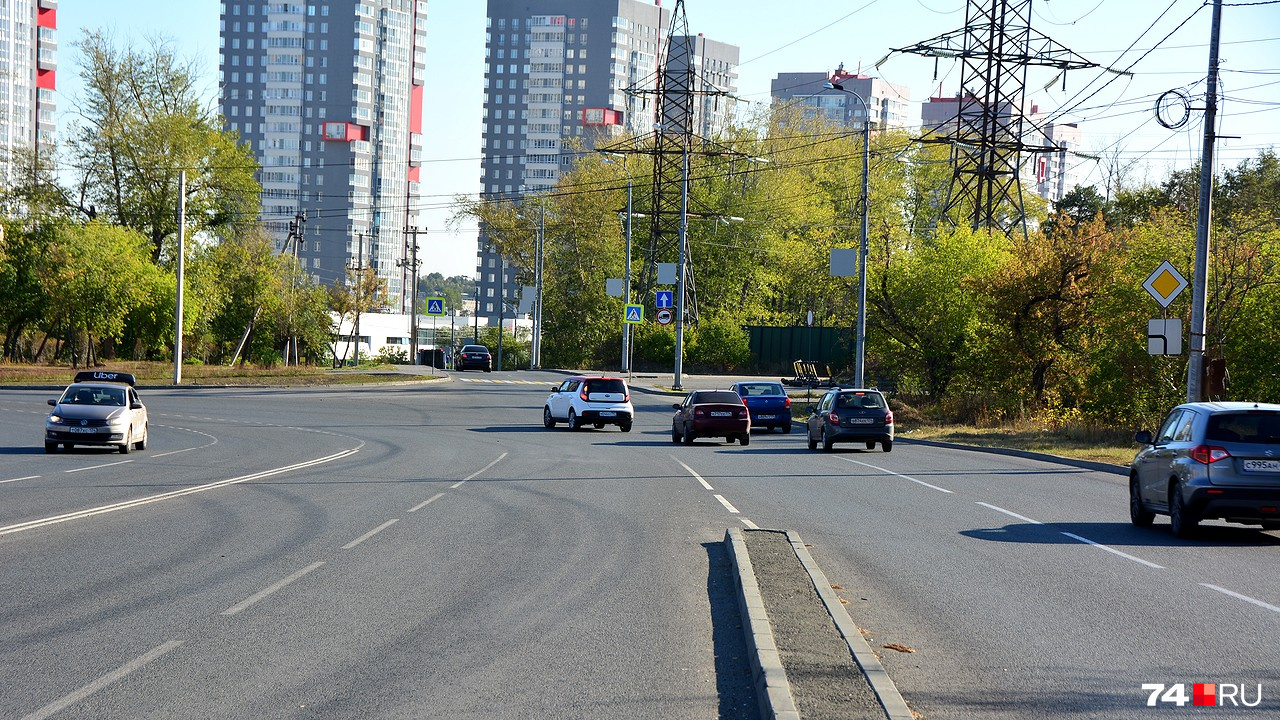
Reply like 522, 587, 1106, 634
823, 81, 844, 91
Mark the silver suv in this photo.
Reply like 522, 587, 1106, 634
543, 376, 634, 432
1131, 401, 1280, 537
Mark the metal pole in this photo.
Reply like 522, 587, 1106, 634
1187, 0, 1222, 403
855, 101, 870, 388
173, 170, 186, 385
497, 254, 504, 371
622, 176, 633, 373
406, 226, 420, 365
674, 137, 689, 391
534, 203, 545, 369
354, 233, 363, 366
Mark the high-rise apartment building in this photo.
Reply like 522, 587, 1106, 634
770, 65, 910, 132
219, 1, 427, 307
476, 0, 738, 322
0, 0, 57, 188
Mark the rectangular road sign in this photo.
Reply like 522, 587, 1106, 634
1147, 318, 1182, 355
830, 248, 857, 277
425, 297, 446, 316
656, 290, 674, 309
624, 304, 644, 324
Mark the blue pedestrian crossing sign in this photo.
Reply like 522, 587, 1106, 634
624, 304, 644, 324
655, 290, 674, 309
425, 297, 446, 316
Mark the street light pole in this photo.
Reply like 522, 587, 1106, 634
824, 80, 872, 388
674, 134, 690, 392
622, 176, 633, 373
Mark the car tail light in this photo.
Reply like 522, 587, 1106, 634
580, 389, 590, 401
885, 410, 894, 425
1190, 445, 1231, 464
694, 408, 706, 417
784, 396, 791, 408
738, 409, 746, 418
828, 412, 839, 424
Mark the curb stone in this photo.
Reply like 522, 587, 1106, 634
897, 436, 1128, 476
725, 527, 801, 720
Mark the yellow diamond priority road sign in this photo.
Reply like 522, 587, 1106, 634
1142, 260, 1188, 308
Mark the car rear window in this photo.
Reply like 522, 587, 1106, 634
696, 391, 744, 404
1206, 412, 1280, 444
836, 392, 884, 410
583, 379, 627, 394
737, 383, 784, 396
462, 345, 488, 353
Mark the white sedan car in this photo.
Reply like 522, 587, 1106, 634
45, 371, 149, 454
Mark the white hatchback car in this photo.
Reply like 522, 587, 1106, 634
543, 376, 634, 432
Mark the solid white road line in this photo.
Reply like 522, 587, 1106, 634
740, 517, 760, 529
1201, 583, 1280, 615
1060, 532, 1164, 569
20, 640, 184, 720
451, 452, 508, 488
409, 493, 445, 513
148, 448, 196, 458
342, 519, 399, 550
2, 475, 40, 485
833, 456, 954, 494
65, 460, 133, 474
976, 502, 1044, 525
671, 456, 715, 490
714, 494, 740, 514
221, 562, 326, 616
0, 448, 361, 537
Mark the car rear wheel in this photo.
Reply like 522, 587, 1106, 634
44, 441, 57, 453
807, 429, 817, 451
822, 429, 834, 452
1129, 476, 1155, 527
620, 423, 632, 433
543, 406, 556, 428
865, 441, 875, 450
782, 423, 792, 434
882, 438, 893, 453
1169, 483, 1198, 538
682, 427, 695, 445
136, 425, 148, 451
568, 409, 580, 431
593, 423, 604, 429
740, 433, 751, 447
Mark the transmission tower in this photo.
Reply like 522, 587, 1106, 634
600, 0, 737, 326
892, 0, 1097, 234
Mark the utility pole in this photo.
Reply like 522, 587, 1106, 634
285, 209, 305, 366
399, 226, 422, 364
173, 170, 186, 385
533, 203, 545, 369
674, 137, 689, 391
350, 232, 365, 366
1187, 0, 1223, 403
621, 174, 633, 373
496, 253, 505, 372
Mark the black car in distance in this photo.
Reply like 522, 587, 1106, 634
454, 344, 493, 372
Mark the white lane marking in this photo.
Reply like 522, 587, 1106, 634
0, 448, 362, 537
977, 502, 1044, 525
671, 456, 714, 490
1201, 583, 1280, 615
221, 562, 326, 616
1060, 532, 1164, 569
20, 640, 184, 720
149, 448, 196, 458
65, 460, 134, 474
149, 425, 219, 457
2, 475, 40, 485
714, 494, 740, 514
740, 517, 759, 529
409, 493, 445, 513
342, 519, 399, 550
451, 452, 508, 488
833, 455, 954, 494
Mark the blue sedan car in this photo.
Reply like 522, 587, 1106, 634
729, 381, 793, 433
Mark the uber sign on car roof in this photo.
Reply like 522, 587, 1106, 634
72, 370, 138, 387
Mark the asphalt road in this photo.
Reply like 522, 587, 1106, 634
1, 371, 1278, 718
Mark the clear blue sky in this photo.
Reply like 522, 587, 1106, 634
54, 0, 1280, 278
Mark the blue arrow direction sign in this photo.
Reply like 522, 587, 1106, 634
624, 304, 644, 324
425, 297, 446, 316
655, 290, 674, 309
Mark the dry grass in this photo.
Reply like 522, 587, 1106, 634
898, 422, 1136, 467
0, 361, 431, 387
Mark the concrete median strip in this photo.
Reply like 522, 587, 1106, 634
726, 527, 913, 720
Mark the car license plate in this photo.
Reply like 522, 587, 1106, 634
710, 411, 732, 417
757, 414, 775, 420
598, 411, 616, 417
68, 427, 99, 434
1242, 459, 1280, 472
849, 418, 875, 425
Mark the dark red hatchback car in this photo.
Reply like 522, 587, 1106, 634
671, 390, 751, 446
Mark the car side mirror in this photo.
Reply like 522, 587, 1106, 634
551, 385, 560, 391
672, 403, 682, 410
131, 402, 144, 410
48, 398, 56, 406
1134, 430, 1153, 445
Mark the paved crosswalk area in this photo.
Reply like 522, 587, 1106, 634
456, 378, 547, 385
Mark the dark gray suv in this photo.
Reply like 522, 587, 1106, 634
1131, 401, 1280, 537
806, 388, 894, 452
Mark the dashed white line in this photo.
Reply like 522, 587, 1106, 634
2, 475, 39, 485
833, 456, 954, 493
1201, 583, 1280, 614
342, 519, 399, 550
221, 562, 326, 616
714, 494, 740, 514
1060, 532, 1164, 569
451, 452, 508, 488
149, 448, 196, 458
976, 502, 1043, 525
740, 517, 760, 529
65, 460, 133, 474
409, 493, 445, 512
20, 640, 184, 720
672, 456, 714, 490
